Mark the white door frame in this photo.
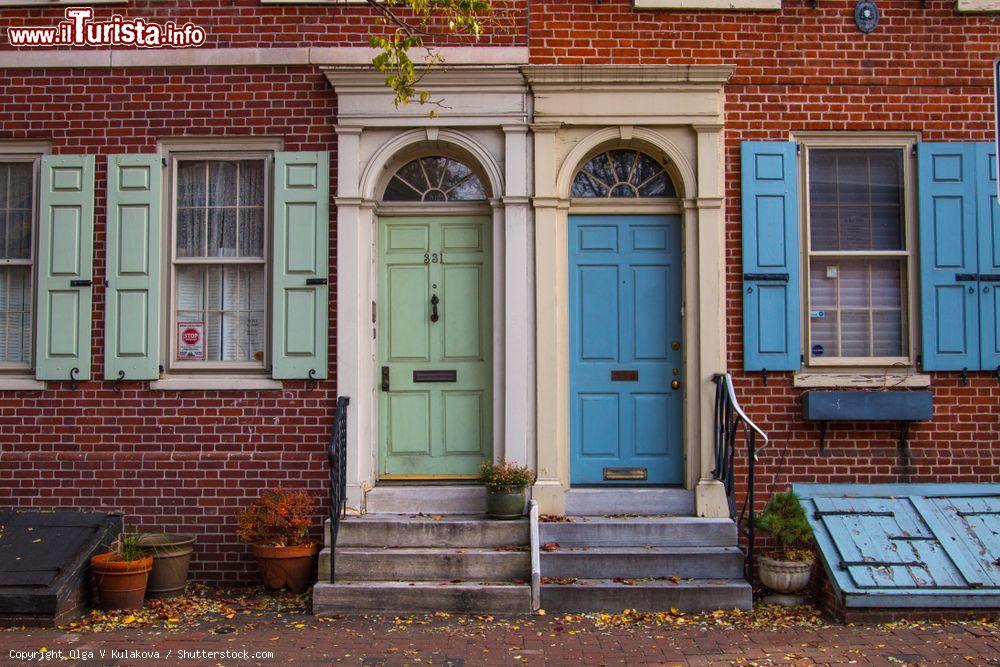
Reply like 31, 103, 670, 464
324, 68, 533, 510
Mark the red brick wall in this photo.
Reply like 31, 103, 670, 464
531, 0, 1000, 515
0, 66, 338, 583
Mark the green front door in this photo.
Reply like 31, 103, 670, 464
378, 215, 493, 478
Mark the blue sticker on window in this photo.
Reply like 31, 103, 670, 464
812, 344, 824, 357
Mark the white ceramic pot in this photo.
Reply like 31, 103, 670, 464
757, 555, 812, 594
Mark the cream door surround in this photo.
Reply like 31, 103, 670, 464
523, 65, 734, 518
323, 67, 534, 510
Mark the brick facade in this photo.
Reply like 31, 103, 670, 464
1, 0, 998, 582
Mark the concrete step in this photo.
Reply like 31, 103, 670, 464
540, 546, 745, 580
539, 517, 737, 548
321, 547, 530, 582
313, 580, 532, 615
364, 486, 486, 515
540, 578, 752, 613
326, 515, 529, 548
564, 488, 695, 517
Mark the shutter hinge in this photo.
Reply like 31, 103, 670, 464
795, 143, 801, 155
161, 157, 167, 168
911, 145, 918, 156
372, 300, 377, 324
916, 354, 923, 368
801, 353, 805, 364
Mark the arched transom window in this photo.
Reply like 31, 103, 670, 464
383, 156, 487, 202
572, 149, 676, 198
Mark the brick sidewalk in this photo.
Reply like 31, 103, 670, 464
1, 611, 998, 666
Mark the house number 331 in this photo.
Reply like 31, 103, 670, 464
424, 252, 441, 264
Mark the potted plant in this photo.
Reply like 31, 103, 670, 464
479, 460, 535, 520
754, 491, 815, 601
236, 487, 319, 594
90, 532, 153, 611
137, 532, 196, 599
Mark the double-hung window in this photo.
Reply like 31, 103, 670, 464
0, 158, 36, 371
170, 156, 269, 371
804, 145, 911, 365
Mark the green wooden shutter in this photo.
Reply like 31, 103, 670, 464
35, 155, 95, 381
975, 142, 1000, 371
918, 143, 980, 371
104, 154, 162, 380
741, 141, 801, 372
271, 152, 329, 380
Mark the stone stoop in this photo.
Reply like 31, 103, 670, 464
539, 516, 752, 613
313, 514, 532, 615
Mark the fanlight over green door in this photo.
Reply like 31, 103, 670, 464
378, 214, 493, 478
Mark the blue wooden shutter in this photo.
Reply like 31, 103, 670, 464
975, 143, 1000, 371
741, 141, 801, 371
918, 143, 980, 371
35, 155, 95, 382
105, 154, 161, 380
271, 152, 329, 380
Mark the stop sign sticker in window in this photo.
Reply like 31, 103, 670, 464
177, 321, 205, 360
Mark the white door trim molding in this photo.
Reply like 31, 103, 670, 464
327, 68, 533, 510
524, 65, 733, 517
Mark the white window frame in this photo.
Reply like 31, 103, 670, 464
633, 0, 781, 9
0, 145, 46, 376
796, 132, 920, 371
162, 146, 275, 376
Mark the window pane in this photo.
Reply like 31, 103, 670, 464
207, 161, 237, 206
384, 176, 421, 201
0, 163, 33, 261
240, 207, 264, 257
0, 266, 31, 364
238, 160, 264, 206
611, 149, 635, 182
573, 151, 675, 198
207, 208, 237, 257
383, 157, 487, 202
421, 157, 447, 189
441, 160, 473, 191
175, 264, 265, 364
176, 209, 204, 257
808, 258, 906, 359
177, 161, 205, 207
6, 163, 32, 210
808, 148, 904, 251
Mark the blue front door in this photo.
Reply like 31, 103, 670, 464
569, 215, 683, 485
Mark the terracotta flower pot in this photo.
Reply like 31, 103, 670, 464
757, 555, 813, 594
138, 533, 196, 599
91, 553, 153, 611
252, 543, 319, 593
486, 488, 526, 520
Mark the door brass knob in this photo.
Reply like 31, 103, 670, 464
671, 379, 681, 390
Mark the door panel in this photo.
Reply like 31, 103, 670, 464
379, 215, 492, 478
570, 215, 683, 485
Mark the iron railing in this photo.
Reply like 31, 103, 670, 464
327, 396, 350, 583
712, 373, 767, 582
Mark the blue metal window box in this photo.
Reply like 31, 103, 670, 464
801, 390, 933, 450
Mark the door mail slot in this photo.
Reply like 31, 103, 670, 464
413, 370, 457, 383
610, 370, 639, 382
604, 467, 647, 481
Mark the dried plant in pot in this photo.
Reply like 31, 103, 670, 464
754, 491, 816, 600
90, 532, 153, 611
237, 487, 319, 594
479, 461, 535, 520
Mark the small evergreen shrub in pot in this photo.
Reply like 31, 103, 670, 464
90, 532, 153, 611
237, 487, 319, 593
479, 461, 534, 520
754, 491, 815, 595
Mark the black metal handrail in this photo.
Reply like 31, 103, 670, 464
328, 395, 350, 583
712, 373, 767, 583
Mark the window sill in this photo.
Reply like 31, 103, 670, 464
634, 0, 782, 9
0, 376, 46, 391
955, 0, 1000, 11
150, 377, 284, 391
793, 371, 931, 389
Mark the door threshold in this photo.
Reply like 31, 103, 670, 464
378, 475, 481, 486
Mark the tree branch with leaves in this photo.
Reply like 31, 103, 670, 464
365, 0, 498, 109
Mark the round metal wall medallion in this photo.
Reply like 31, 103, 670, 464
854, 0, 879, 34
